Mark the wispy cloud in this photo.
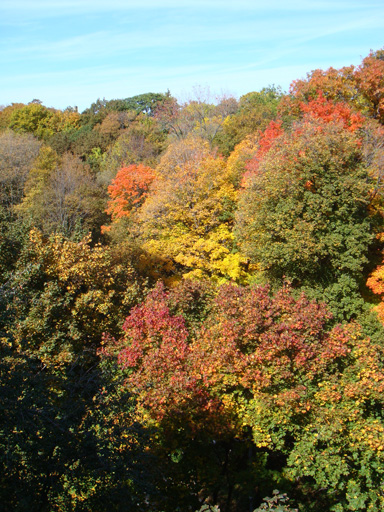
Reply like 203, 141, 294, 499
1, 0, 383, 110
2, 6, 380, 65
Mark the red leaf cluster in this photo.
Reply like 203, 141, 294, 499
299, 92, 365, 132
242, 120, 283, 183
101, 282, 353, 431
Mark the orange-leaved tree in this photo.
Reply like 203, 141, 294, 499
236, 116, 379, 320
242, 93, 364, 186
104, 163, 156, 230
367, 237, 384, 323
355, 49, 384, 123
299, 91, 365, 132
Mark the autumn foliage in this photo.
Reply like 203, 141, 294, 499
3, 48, 384, 512
242, 120, 283, 181
299, 91, 365, 131
105, 163, 156, 222
367, 239, 384, 323
100, 278, 384, 510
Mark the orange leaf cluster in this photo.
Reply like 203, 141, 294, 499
106, 163, 156, 221
300, 92, 365, 132
367, 258, 384, 323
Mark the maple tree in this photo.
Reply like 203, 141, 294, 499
289, 65, 359, 105
281, 64, 370, 125
100, 281, 255, 511
239, 93, 365, 186
282, 48, 384, 127
102, 278, 384, 511
299, 91, 365, 132
202, 284, 384, 511
104, 163, 156, 226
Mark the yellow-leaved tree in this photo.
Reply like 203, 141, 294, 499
6, 228, 142, 370
134, 136, 248, 283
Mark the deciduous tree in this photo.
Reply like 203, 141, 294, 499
236, 118, 379, 319
17, 148, 106, 238
136, 141, 247, 282
0, 131, 41, 211
355, 49, 384, 123
105, 163, 156, 225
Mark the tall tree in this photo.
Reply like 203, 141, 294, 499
103, 279, 384, 511
0, 131, 41, 210
136, 137, 247, 283
100, 280, 254, 512
104, 163, 156, 226
17, 148, 106, 238
236, 117, 380, 320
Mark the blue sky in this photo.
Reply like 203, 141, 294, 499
1, 0, 383, 112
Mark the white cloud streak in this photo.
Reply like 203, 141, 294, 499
1, 7, 380, 65
1, 0, 383, 110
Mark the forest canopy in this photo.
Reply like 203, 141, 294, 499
1, 51, 384, 512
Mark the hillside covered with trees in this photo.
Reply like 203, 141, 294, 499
1, 49, 384, 512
